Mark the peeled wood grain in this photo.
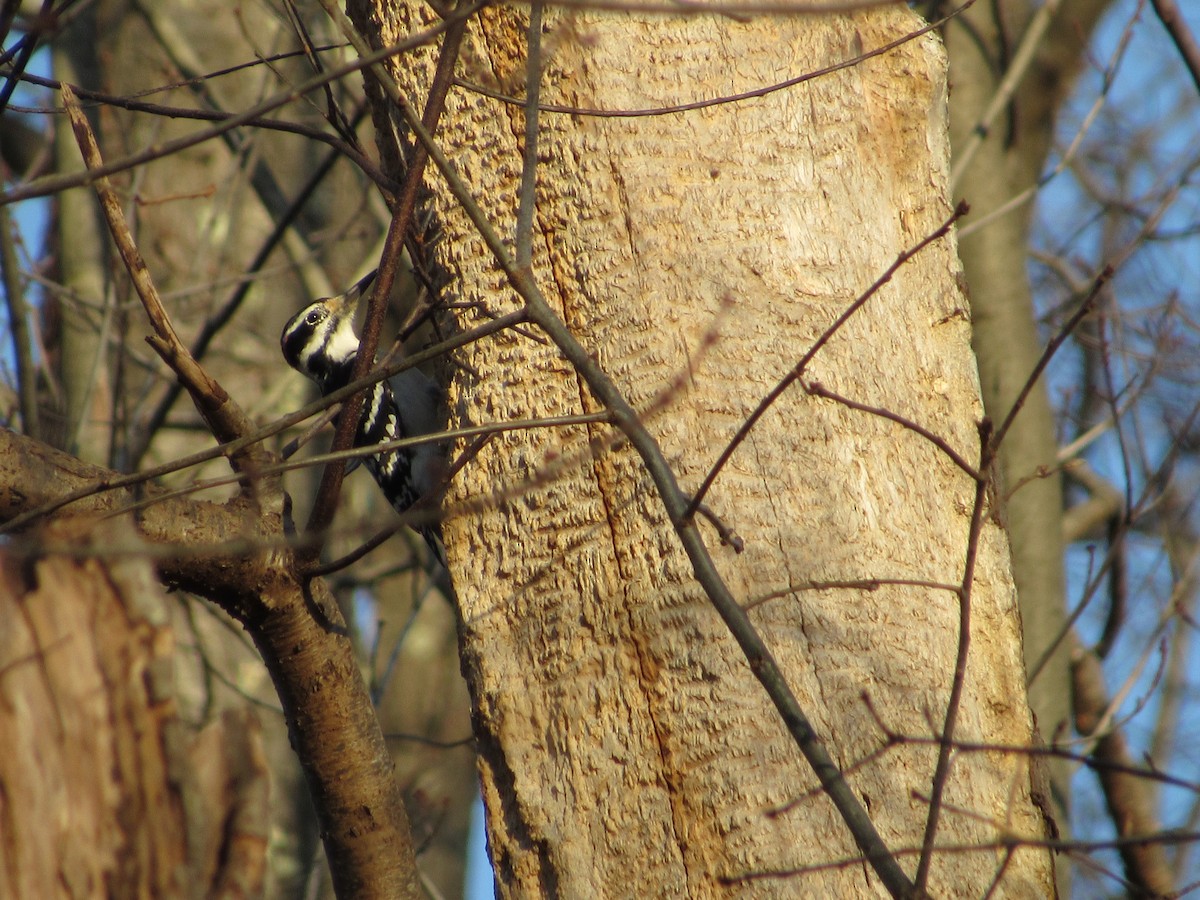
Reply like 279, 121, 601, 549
0, 429, 420, 899
0, 520, 269, 899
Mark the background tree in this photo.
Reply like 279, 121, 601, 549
2, 0, 1198, 897
2, 1, 472, 896
948, 0, 1200, 894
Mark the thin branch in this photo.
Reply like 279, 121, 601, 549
1150, 0, 1200, 96
990, 267, 1111, 453
860, 700, 1200, 796
307, 434, 489, 579
686, 203, 967, 519
7, 67, 389, 189
956, 0, 1140, 240
805, 381, 980, 479
0, 0, 51, 115
0, 20, 468, 207
457, 0, 977, 120
914, 420, 991, 893
59, 84, 264, 462
746, 577, 962, 611
302, 0, 470, 552
513, 0, 934, 15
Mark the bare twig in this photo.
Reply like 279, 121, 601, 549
805, 381, 980, 479
1, 20, 468, 207
7, 67, 390, 190
990, 267, 1111, 453
686, 203, 967, 519
308, 434, 490, 578
457, 0, 977, 120
721, 829, 1200, 884
59, 83, 265, 464
914, 420, 991, 893
1150, 0, 1200, 95
302, 0, 470, 553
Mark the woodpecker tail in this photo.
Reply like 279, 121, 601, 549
418, 522, 447, 570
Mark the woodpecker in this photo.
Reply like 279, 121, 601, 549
281, 270, 446, 565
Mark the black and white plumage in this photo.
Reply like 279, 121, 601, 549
280, 270, 446, 563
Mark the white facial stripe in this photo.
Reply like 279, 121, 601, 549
294, 313, 359, 375
323, 318, 361, 365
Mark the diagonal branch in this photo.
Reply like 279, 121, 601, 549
686, 203, 968, 518
302, 0, 471, 550
1150, 0, 1200, 96
60, 83, 264, 465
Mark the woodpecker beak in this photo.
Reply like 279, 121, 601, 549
281, 269, 385, 380
342, 269, 377, 309
321, 268, 376, 323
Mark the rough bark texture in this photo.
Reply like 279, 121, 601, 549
0, 429, 423, 900
362, 2, 1057, 896
0, 519, 269, 899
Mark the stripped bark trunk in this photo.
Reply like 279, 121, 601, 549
358, 2, 1058, 895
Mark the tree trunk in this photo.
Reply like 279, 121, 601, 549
362, 3, 1057, 894
33, 3, 476, 894
0, 518, 269, 899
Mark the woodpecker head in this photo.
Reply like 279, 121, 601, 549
280, 270, 377, 389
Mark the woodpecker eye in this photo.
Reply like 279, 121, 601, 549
305, 310, 322, 326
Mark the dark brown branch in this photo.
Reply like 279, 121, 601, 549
914, 420, 991, 893
1150, 0, 1200, 96
989, 267, 1110, 453
0, 411, 422, 900
1073, 644, 1175, 897
302, 4, 470, 551
805, 381, 980, 479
